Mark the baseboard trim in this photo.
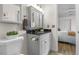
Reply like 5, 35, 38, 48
58, 41, 75, 46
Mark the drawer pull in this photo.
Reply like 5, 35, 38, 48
45, 41, 47, 43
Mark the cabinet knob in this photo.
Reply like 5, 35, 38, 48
4, 13, 6, 16
35, 38, 39, 41
45, 41, 47, 43
32, 37, 39, 41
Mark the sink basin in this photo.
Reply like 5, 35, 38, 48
0, 36, 24, 55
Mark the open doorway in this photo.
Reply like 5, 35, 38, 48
57, 4, 76, 55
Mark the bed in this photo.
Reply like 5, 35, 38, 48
58, 31, 76, 44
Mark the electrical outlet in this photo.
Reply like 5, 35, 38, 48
52, 25, 55, 28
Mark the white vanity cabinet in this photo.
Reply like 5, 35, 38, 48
0, 4, 20, 23
27, 32, 51, 55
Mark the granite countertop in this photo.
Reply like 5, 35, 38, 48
27, 29, 51, 35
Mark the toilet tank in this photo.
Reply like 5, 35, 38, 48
0, 36, 24, 55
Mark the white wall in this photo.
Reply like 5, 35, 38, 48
41, 4, 58, 51
76, 4, 79, 55
21, 5, 28, 20
71, 16, 76, 31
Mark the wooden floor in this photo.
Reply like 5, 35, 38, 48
49, 41, 76, 55
58, 41, 76, 55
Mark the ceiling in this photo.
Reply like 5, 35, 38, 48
58, 4, 75, 17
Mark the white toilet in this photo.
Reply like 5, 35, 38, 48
0, 36, 24, 55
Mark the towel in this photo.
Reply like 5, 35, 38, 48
68, 32, 76, 36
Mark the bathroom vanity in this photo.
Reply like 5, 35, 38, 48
27, 29, 51, 55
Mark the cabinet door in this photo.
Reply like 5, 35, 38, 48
40, 33, 50, 55
3, 5, 19, 23
39, 13, 43, 28
34, 12, 39, 28
28, 37, 39, 55
44, 33, 50, 54
40, 38, 49, 55
40, 38, 46, 55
